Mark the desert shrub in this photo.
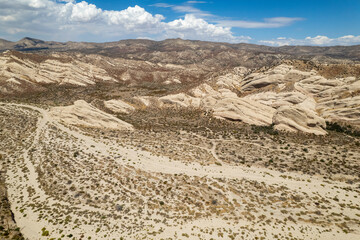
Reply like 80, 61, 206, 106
41, 227, 49, 236
326, 121, 360, 137
115, 204, 123, 211
251, 124, 278, 135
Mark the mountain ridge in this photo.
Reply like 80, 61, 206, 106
0, 37, 360, 62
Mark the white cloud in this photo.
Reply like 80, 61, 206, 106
217, 17, 304, 28
136, 36, 154, 40
69, 1, 102, 22
103, 6, 164, 30
151, 3, 172, 8
28, 0, 49, 8
187, 1, 207, 3
166, 14, 250, 42
259, 40, 292, 46
151, 2, 212, 17
259, 35, 360, 46
305, 35, 332, 45
338, 35, 360, 44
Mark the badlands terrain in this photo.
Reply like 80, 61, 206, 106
0, 38, 360, 239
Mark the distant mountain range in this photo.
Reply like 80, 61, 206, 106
1, 37, 360, 62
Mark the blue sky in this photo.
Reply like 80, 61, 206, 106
0, 0, 359, 45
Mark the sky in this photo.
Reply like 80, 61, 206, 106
0, 0, 359, 46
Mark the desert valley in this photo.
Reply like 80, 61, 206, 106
0, 37, 359, 240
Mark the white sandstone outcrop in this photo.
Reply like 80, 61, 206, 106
297, 74, 360, 126
241, 64, 315, 92
49, 100, 133, 130
159, 85, 276, 126
104, 99, 135, 114
159, 93, 201, 108
133, 96, 164, 108
154, 64, 340, 134
0, 52, 118, 94
273, 106, 327, 135
210, 97, 276, 125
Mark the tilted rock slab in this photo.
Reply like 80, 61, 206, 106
157, 64, 331, 134
50, 100, 133, 130
159, 86, 275, 126
104, 99, 136, 114
273, 106, 327, 135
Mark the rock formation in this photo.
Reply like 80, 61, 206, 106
49, 100, 133, 130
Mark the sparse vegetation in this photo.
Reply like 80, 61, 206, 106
326, 121, 360, 137
0, 45, 359, 239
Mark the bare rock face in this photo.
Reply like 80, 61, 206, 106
242, 90, 327, 134
210, 97, 276, 125
0, 50, 210, 95
198, 88, 275, 125
155, 64, 359, 134
243, 91, 315, 109
133, 96, 164, 108
318, 96, 360, 126
0, 51, 117, 94
49, 100, 133, 130
239, 64, 359, 132
297, 76, 360, 127
273, 106, 327, 135
104, 99, 135, 114
159, 93, 201, 108
214, 67, 249, 89
159, 84, 275, 126
241, 64, 315, 92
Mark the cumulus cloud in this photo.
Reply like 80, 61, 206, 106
259, 35, 360, 46
103, 6, 164, 31
304, 36, 332, 45
0, 0, 248, 42
166, 14, 250, 42
69, 1, 102, 22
